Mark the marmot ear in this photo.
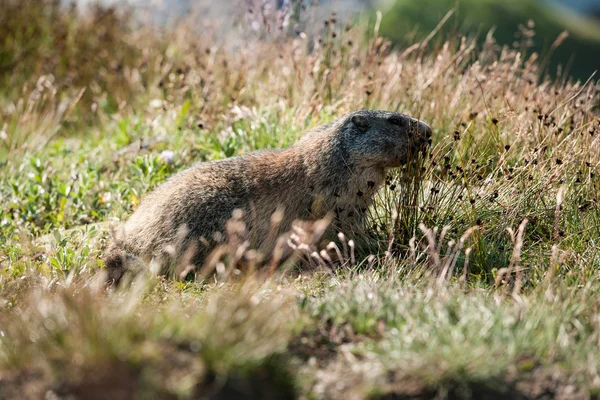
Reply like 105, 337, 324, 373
351, 115, 370, 131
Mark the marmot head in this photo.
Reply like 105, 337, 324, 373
337, 110, 432, 168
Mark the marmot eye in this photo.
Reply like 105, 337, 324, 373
388, 117, 404, 126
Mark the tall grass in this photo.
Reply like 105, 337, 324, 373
1, 0, 598, 280
0, 0, 599, 398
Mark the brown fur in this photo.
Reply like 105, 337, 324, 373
103, 110, 431, 280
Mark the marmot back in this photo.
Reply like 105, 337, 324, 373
104, 110, 432, 281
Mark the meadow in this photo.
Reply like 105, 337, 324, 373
0, 1, 599, 398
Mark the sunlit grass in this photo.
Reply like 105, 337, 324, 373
0, 0, 599, 398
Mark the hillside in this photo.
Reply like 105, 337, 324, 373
0, 1, 599, 398
379, 0, 600, 81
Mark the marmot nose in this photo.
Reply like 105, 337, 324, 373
418, 121, 432, 139
411, 120, 433, 149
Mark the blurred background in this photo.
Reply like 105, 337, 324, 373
2, 0, 599, 110
0, 0, 600, 86
70, 0, 599, 81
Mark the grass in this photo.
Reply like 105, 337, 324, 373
0, 0, 599, 398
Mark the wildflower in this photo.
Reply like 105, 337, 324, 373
99, 192, 112, 204
159, 150, 175, 164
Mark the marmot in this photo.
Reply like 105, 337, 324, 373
104, 110, 432, 280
